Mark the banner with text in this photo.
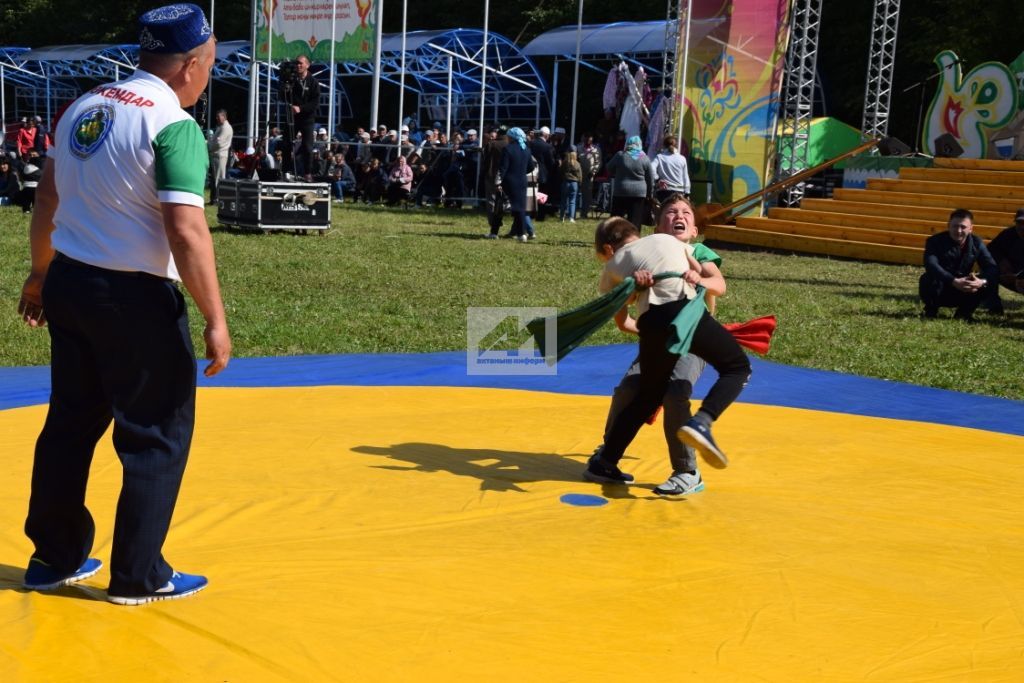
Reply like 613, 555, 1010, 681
255, 0, 376, 62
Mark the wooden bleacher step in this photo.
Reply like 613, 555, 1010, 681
867, 178, 1024, 200
898, 167, 1024, 186
932, 157, 1024, 172
703, 224, 923, 265
832, 188, 1024, 214
766, 207, 1002, 240
799, 198, 1014, 228
735, 216, 926, 247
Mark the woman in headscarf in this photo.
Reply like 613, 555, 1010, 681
605, 134, 653, 230
497, 127, 536, 242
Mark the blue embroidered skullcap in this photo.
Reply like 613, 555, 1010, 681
138, 3, 212, 54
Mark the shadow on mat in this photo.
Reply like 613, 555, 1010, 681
354, 443, 610, 493
0, 563, 105, 601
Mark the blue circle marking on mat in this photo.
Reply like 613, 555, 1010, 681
560, 493, 609, 507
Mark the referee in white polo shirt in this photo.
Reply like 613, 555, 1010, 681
17, 3, 230, 606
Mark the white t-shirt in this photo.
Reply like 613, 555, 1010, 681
50, 69, 209, 280
599, 233, 696, 317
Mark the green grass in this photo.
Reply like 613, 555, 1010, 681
2, 203, 1022, 400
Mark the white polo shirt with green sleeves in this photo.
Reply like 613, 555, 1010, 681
50, 69, 209, 281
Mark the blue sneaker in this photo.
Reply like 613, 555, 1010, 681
107, 571, 208, 606
583, 450, 634, 484
678, 419, 729, 469
24, 557, 103, 590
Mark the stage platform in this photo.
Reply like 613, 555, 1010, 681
2, 347, 1023, 681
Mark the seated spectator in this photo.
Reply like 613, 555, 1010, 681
232, 146, 261, 179
310, 148, 332, 182
15, 153, 43, 213
985, 208, 1024, 313
328, 154, 356, 202
312, 127, 330, 157
259, 148, 284, 181
385, 155, 414, 206
360, 157, 387, 203
0, 157, 20, 205
920, 208, 998, 321
443, 148, 467, 208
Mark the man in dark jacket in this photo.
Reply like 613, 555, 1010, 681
279, 55, 321, 179
528, 126, 556, 220
984, 208, 1024, 314
483, 126, 509, 237
919, 208, 998, 321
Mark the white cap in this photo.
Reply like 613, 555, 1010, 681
318, 127, 327, 134
553, 126, 566, 134
539, 126, 550, 135
467, 129, 478, 136
400, 124, 409, 131
245, 146, 256, 155
389, 129, 397, 136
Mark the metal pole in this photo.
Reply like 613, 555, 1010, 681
207, 0, 215, 128
477, 0, 489, 141
676, 0, 693, 143
265, 0, 273, 142
551, 59, 559, 129
473, 1, 490, 209
328, 0, 337, 137
446, 55, 453, 139
397, 0, 407, 149
1, 66, 6, 147
370, 0, 384, 129
569, 0, 584, 143
247, 0, 259, 145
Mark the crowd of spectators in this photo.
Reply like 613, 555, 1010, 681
208, 116, 689, 220
1, 115, 50, 212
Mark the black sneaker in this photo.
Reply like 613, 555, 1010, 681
583, 452, 634, 484
678, 418, 729, 469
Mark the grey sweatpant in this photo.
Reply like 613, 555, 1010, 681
603, 353, 706, 473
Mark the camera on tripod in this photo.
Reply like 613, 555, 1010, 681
278, 59, 300, 89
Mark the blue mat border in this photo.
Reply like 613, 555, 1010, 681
2, 345, 1022, 437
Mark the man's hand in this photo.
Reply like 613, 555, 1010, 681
632, 269, 654, 288
203, 322, 231, 377
952, 275, 983, 293
18, 273, 47, 327
292, 105, 300, 114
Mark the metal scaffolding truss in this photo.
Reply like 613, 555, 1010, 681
1, 48, 44, 88
19, 44, 138, 81
336, 29, 547, 127
861, 0, 900, 140
775, 0, 822, 204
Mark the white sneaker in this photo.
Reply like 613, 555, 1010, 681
517, 234, 528, 242
653, 471, 705, 496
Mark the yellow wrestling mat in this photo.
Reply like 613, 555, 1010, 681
2, 384, 1023, 681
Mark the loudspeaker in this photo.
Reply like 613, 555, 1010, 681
933, 133, 965, 158
877, 136, 912, 156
